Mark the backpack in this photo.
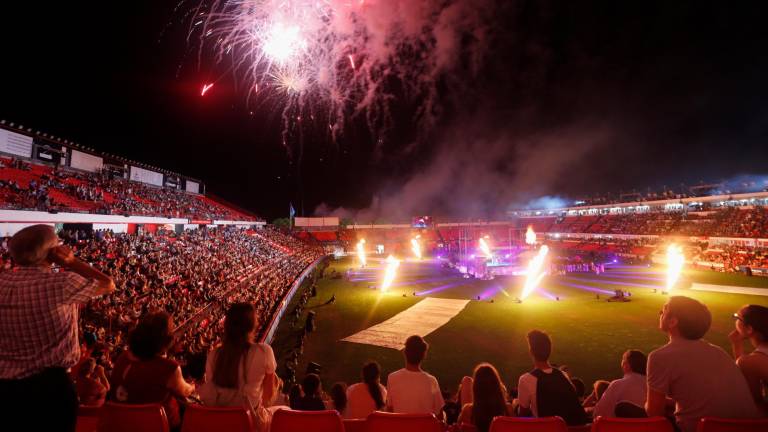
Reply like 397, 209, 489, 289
531, 368, 588, 426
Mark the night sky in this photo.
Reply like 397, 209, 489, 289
2, 1, 767, 221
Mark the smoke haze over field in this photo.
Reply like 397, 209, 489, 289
314, 117, 615, 221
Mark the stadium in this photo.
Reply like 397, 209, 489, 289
1, 2, 768, 432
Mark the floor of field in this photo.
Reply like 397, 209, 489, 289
271, 256, 768, 394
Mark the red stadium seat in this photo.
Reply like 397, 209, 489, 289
592, 416, 673, 432
76, 406, 101, 432
181, 405, 253, 432
270, 409, 343, 432
365, 412, 443, 432
343, 418, 367, 432
489, 416, 568, 432
697, 417, 768, 432
97, 402, 169, 432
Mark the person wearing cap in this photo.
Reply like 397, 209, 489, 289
0, 224, 115, 432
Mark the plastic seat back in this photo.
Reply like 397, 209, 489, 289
76, 406, 101, 432
697, 417, 768, 432
270, 409, 343, 432
181, 405, 253, 432
366, 412, 443, 432
343, 418, 367, 432
489, 416, 568, 432
97, 402, 169, 432
592, 416, 673, 432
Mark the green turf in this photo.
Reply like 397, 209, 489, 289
271, 257, 768, 394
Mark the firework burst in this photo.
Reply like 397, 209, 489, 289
187, 0, 493, 147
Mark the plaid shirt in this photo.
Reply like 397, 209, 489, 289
0, 266, 100, 379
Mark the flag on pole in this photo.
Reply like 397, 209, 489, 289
289, 202, 296, 219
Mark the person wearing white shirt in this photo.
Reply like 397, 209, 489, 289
593, 350, 647, 419
386, 335, 444, 416
346, 362, 387, 419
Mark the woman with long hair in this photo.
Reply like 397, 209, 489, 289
329, 382, 348, 416
109, 312, 194, 429
730, 304, 768, 413
345, 361, 387, 419
457, 363, 514, 432
200, 303, 279, 411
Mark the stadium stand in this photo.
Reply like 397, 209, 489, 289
0, 157, 255, 220
1, 122, 766, 432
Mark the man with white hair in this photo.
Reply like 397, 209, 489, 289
0, 224, 115, 432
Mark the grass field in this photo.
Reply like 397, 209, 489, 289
271, 256, 768, 393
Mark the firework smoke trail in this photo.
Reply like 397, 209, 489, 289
521, 245, 549, 300
381, 254, 400, 292
188, 0, 494, 148
665, 244, 684, 293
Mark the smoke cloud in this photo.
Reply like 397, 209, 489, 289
314, 117, 616, 222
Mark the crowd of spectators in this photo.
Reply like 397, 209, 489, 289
544, 237, 768, 272
571, 179, 768, 208
547, 207, 768, 238
693, 245, 768, 272
0, 157, 255, 220
0, 225, 323, 395
267, 298, 767, 432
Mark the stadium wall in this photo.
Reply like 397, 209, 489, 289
261, 255, 328, 344
0, 209, 260, 236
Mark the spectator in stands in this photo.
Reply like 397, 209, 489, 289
75, 357, 109, 407
457, 363, 514, 432
459, 375, 474, 407
442, 389, 462, 425
582, 380, 609, 412
329, 382, 348, 416
517, 330, 588, 426
293, 373, 326, 411
386, 335, 444, 416
199, 303, 279, 410
346, 361, 387, 419
0, 224, 114, 432
592, 350, 647, 419
570, 377, 586, 403
288, 383, 303, 410
108, 312, 194, 429
646, 296, 760, 432
729, 305, 768, 413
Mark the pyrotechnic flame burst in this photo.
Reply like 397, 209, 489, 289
666, 244, 684, 293
521, 245, 549, 301
411, 235, 422, 260
381, 254, 400, 292
356, 238, 366, 268
479, 237, 492, 259
525, 226, 536, 245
